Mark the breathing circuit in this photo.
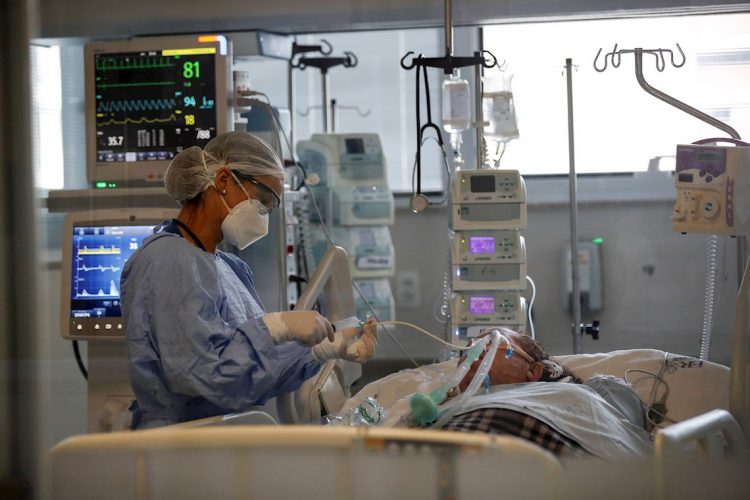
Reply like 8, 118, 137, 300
408, 329, 509, 427
349, 319, 517, 427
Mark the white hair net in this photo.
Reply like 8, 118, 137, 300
164, 131, 284, 204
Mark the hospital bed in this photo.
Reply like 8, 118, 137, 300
48, 247, 750, 499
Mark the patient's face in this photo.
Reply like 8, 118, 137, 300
458, 332, 542, 392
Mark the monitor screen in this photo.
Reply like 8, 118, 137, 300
345, 138, 365, 154
469, 236, 495, 254
86, 36, 231, 186
61, 208, 177, 340
470, 175, 496, 193
469, 296, 495, 315
70, 224, 155, 320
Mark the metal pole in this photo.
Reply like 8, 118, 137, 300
475, 29, 484, 168
739, 237, 748, 289
321, 70, 330, 133
444, 0, 453, 55
729, 244, 750, 444
474, 58, 483, 169
287, 61, 295, 149
633, 48, 741, 141
331, 99, 337, 133
566, 58, 582, 354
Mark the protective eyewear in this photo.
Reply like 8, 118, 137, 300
237, 175, 281, 215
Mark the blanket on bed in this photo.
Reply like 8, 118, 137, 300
437, 382, 653, 460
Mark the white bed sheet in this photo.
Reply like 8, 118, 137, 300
553, 349, 730, 425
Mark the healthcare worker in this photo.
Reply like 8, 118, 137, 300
121, 131, 377, 429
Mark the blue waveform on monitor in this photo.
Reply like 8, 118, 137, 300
97, 98, 177, 113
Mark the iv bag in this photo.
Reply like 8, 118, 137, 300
442, 71, 471, 134
482, 72, 519, 142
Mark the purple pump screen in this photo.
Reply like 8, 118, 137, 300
469, 236, 495, 254
469, 296, 495, 315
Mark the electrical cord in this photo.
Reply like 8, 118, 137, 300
72, 340, 88, 380
526, 275, 537, 340
624, 351, 676, 429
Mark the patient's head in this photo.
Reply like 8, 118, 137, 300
458, 330, 579, 392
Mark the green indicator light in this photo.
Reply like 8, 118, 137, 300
95, 181, 107, 188
592, 237, 604, 245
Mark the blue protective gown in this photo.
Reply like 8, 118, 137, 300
121, 220, 322, 428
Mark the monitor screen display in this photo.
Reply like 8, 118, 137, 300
470, 175, 496, 193
469, 296, 495, 315
86, 36, 230, 185
345, 138, 365, 154
94, 49, 218, 163
69, 224, 155, 320
469, 236, 495, 254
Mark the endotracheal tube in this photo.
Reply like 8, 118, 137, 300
407, 329, 512, 427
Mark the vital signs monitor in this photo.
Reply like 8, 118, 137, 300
60, 208, 178, 340
85, 35, 232, 186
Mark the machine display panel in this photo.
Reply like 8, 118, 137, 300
469, 236, 495, 254
69, 224, 156, 320
470, 175, 496, 193
85, 36, 230, 185
94, 49, 217, 163
345, 138, 365, 154
469, 296, 495, 315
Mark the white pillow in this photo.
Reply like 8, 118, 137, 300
553, 349, 730, 424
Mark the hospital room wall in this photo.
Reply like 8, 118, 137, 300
386, 197, 736, 365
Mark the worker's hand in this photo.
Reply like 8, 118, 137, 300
262, 311, 335, 346
311, 318, 378, 363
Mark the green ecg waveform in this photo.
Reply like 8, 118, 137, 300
96, 81, 176, 89
95, 57, 175, 71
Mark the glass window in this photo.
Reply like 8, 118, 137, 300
30, 44, 65, 190
238, 29, 445, 193
483, 13, 750, 175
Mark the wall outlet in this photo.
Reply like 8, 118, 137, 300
395, 271, 421, 309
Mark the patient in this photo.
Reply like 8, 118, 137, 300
340, 328, 652, 459
441, 330, 651, 458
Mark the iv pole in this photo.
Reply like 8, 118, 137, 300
566, 58, 583, 354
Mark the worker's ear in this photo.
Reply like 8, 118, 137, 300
214, 167, 233, 193
527, 362, 544, 382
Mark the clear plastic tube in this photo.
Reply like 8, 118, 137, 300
406, 335, 491, 426
700, 234, 719, 360
436, 330, 505, 427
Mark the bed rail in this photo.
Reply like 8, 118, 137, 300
654, 409, 749, 500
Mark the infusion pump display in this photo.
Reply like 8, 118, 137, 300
67, 224, 155, 337
451, 169, 526, 204
94, 48, 218, 163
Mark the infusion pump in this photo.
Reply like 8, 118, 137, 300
672, 142, 750, 236
450, 230, 527, 290
451, 291, 527, 339
451, 169, 527, 230
296, 133, 387, 187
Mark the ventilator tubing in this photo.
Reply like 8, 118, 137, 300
408, 329, 511, 427
407, 338, 487, 426
437, 330, 507, 428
